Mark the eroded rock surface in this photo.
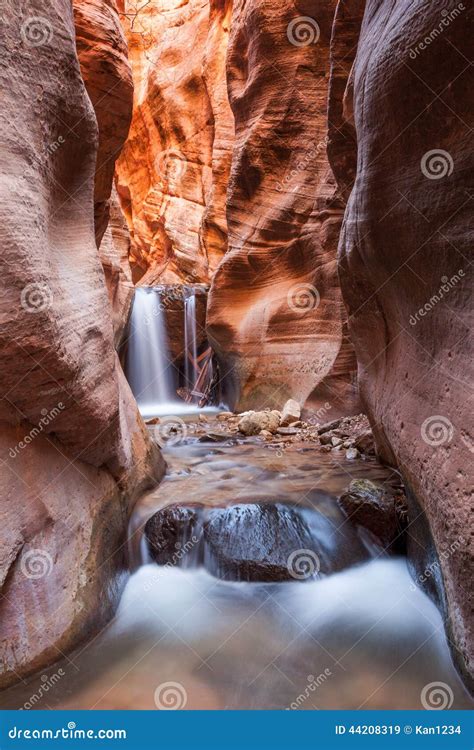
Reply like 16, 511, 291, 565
115, 0, 234, 284
207, 0, 358, 412
73, 0, 134, 246
0, 0, 164, 688
329, 0, 474, 679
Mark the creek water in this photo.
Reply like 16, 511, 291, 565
2, 437, 472, 711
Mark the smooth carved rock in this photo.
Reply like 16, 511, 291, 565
0, 0, 164, 688
329, 0, 474, 679
73, 0, 134, 247
207, 0, 359, 413
115, 0, 234, 285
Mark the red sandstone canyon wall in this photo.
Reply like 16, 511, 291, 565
115, 0, 234, 285
329, 0, 473, 680
207, 0, 358, 412
0, 0, 164, 688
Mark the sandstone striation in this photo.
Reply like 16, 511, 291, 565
207, 0, 358, 413
73, 0, 134, 247
0, 0, 164, 688
329, 0, 474, 681
115, 0, 234, 285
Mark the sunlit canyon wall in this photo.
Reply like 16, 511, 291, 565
116, 0, 359, 414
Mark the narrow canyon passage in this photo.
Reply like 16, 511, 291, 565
0, 0, 472, 719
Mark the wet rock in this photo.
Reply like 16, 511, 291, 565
338, 480, 406, 552
345, 448, 360, 460
203, 504, 317, 582
145, 505, 203, 565
280, 399, 301, 427
277, 427, 299, 436
354, 430, 375, 455
331, 437, 343, 447
238, 411, 280, 436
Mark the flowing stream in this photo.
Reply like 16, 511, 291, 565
2, 437, 472, 711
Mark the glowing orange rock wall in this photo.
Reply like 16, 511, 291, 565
116, 0, 234, 285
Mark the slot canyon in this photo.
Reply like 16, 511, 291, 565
0, 0, 472, 712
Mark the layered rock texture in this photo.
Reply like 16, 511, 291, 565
73, 0, 134, 247
73, 0, 134, 339
207, 0, 358, 412
0, 0, 163, 688
329, 0, 473, 681
116, 0, 234, 285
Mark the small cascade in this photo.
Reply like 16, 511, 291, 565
125, 287, 178, 418
184, 290, 198, 402
124, 284, 223, 418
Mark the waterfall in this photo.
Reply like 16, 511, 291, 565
125, 287, 178, 418
184, 290, 198, 402
124, 285, 223, 418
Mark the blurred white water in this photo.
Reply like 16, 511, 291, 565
125, 287, 178, 417
2, 560, 471, 710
